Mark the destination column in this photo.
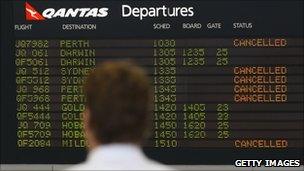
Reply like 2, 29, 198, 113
59, 40, 95, 148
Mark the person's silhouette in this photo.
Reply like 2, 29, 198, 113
67, 61, 173, 170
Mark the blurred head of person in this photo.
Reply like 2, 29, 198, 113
83, 61, 152, 150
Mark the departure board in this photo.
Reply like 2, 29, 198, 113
1, 0, 303, 165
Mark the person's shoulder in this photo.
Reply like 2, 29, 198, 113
64, 160, 175, 170
149, 164, 175, 170
65, 162, 174, 171
64, 162, 92, 170
144, 159, 176, 170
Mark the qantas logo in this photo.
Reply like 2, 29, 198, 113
25, 2, 45, 20
25, 2, 109, 21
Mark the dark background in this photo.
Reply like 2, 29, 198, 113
1, 0, 303, 165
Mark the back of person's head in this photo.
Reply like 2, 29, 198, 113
84, 61, 152, 145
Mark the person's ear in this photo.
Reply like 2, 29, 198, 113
83, 108, 99, 149
83, 108, 92, 148
83, 108, 93, 141
83, 108, 90, 131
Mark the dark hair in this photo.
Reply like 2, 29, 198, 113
84, 61, 152, 144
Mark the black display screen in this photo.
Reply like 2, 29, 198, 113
1, 0, 303, 165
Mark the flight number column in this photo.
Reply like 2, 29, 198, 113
15, 40, 52, 148
153, 39, 178, 148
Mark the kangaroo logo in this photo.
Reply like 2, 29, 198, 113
25, 2, 45, 21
